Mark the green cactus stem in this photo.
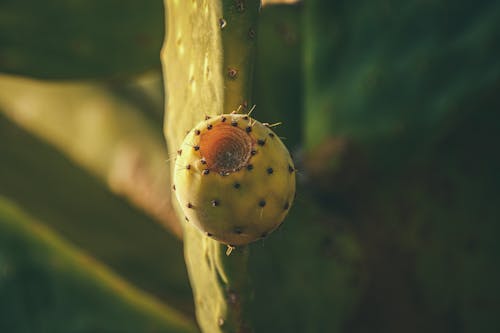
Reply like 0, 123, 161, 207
220, 1, 260, 113
162, 1, 260, 332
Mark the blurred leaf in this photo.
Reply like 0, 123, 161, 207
304, 0, 500, 163
0, 74, 180, 237
0, 0, 163, 79
0, 113, 193, 315
0, 196, 198, 333
295, 1, 500, 332
253, 4, 303, 150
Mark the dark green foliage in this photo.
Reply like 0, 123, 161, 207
304, 0, 500, 160
0, 197, 198, 333
0, 0, 164, 78
299, 1, 500, 332
249, 200, 364, 333
0, 113, 193, 314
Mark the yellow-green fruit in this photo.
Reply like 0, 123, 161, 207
173, 113, 296, 246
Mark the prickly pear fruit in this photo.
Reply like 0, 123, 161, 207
173, 113, 296, 246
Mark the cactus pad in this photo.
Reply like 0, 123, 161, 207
173, 113, 295, 246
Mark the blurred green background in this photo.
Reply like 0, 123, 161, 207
1, 0, 499, 332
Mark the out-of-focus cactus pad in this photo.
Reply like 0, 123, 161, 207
0, 197, 197, 333
0, 0, 163, 78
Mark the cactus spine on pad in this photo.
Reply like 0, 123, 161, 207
162, 1, 261, 332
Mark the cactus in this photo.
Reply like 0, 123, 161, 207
1, 1, 500, 332
162, 0, 261, 332
173, 113, 296, 246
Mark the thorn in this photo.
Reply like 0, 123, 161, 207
241, 101, 248, 111
165, 152, 178, 163
247, 104, 256, 117
182, 141, 198, 149
219, 18, 227, 29
226, 245, 235, 256
227, 68, 238, 79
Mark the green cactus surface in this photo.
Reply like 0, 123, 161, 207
220, 0, 260, 113
173, 113, 296, 246
162, 0, 261, 332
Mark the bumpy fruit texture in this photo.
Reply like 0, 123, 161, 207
173, 113, 295, 246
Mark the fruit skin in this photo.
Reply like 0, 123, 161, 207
173, 113, 296, 246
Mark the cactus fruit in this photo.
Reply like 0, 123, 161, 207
173, 112, 296, 246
